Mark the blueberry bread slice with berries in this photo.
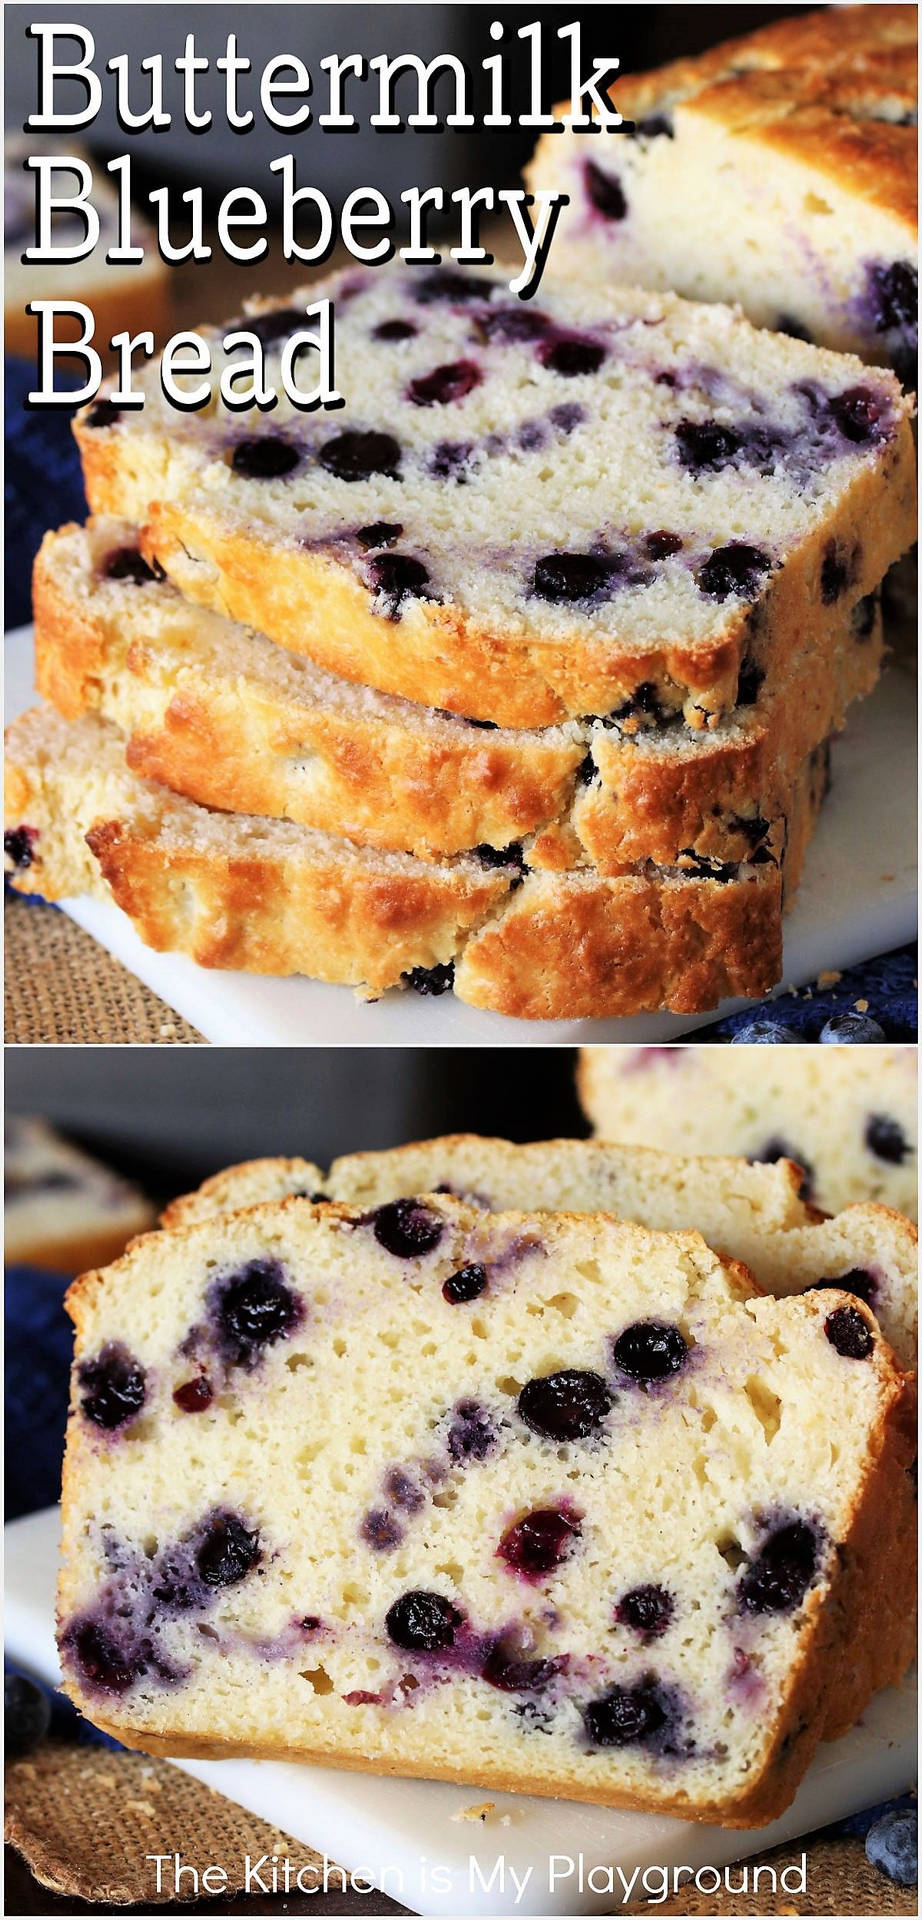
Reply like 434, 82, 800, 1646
579, 1046, 918, 1221
56, 1196, 915, 1822
526, 6, 917, 383
74, 265, 915, 733
33, 520, 881, 873
165, 1133, 917, 1369
5, 1115, 155, 1273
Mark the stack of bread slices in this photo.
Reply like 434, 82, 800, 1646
5, 11, 916, 1020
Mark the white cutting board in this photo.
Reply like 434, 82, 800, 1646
5, 626, 917, 1046
6, 1506, 916, 1919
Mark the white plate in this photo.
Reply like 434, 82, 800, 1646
6, 1507, 915, 1919
6, 625, 916, 1045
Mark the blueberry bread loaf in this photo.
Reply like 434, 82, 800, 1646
34, 520, 881, 873
57, 1197, 915, 1821
527, 6, 917, 384
5, 1115, 155, 1272
6, 704, 829, 1015
73, 266, 915, 732
5, 136, 169, 361
579, 1046, 918, 1220
166, 1134, 918, 1369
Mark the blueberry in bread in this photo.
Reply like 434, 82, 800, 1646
5, 1115, 155, 1272
526, 6, 917, 384
73, 265, 915, 733
578, 1045, 918, 1220
165, 1133, 918, 1370
5, 704, 828, 1016
33, 520, 883, 873
56, 1196, 915, 1822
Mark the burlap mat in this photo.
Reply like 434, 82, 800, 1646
5, 1740, 914, 1915
4, 898, 203, 1044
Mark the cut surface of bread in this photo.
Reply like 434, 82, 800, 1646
5, 1115, 156, 1271
33, 519, 883, 872
164, 1134, 918, 1369
74, 266, 915, 731
526, 6, 917, 379
57, 1197, 915, 1823
579, 1045, 919, 1221
5, 704, 826, 1016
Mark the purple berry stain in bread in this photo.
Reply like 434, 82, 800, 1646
517, 1370, 613, 1441
481, 1639, 564, 1693
208, 1259, 304, 1370
78, 1342, 147, 1430
738, 1519, 819, 1615
361, 1508, 404, 1551
498, 1506, 582, 1580
825, 1305, 874, 1360
373, 317, 417, 342
414, 268, 494, 305
60, 1618, 142, 1695
584, 160, 628, 221
615, 1583, 675, 1640
613, 1321, 688, 1385
479, 307, 552, 343
383, 1467, 425, 1513
385, 1590, 463, 1652
4, 826, 38, 870
407, 360, 482, 407
365, 1198, 444, 1257
446, 1398, 497, 1463
365, 551, 432, 618
231, 438, 300, 479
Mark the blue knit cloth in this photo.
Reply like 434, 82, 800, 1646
4, 354, 916, 1036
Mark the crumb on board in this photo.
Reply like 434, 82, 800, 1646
817, 970, 842, 990
123, 1799, 158, 1818
451, 1801, 496, 1824
854, 999, 869, 1012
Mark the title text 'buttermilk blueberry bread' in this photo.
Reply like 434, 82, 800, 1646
5, 1116, 156, 1272
527, 5, 917, 385
578, 1046, 918, 1221
164, 1134, 918, 1371
57, 1197, 915, 1822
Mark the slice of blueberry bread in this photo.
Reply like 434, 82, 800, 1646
73, 265, 915, 733
34, 520, 881, 873
166, 1134, 918, 1370
56, 1197, 915, 1821
579, 1046, 918, 1221
5, 1115, 155, 1272
4, 134, 170, 362
526, 6, 917, 384
5, 704, 822, 1016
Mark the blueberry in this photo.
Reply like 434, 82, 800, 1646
517, 1369, 612, 1441
738, 1520, 817, 1614
675, 419, 742, 473
408, 360, 482, 407
62, 1619, 137, 1694
627, 113, 673, 139
576, 750, 597, 786
404, 961, 455, 996
479, 307, 552, 343
172, 1375, 213, 1412
865, 1115, 910, 1164
533, 553, 612, 603
615, 1584, 674, 1640
582, 1677, 670, 1748
645, 530, 683, 560
735, 658, 765, 706
828, 385, 887, 444
231, 438, 300, 479
4, 826, 38, 870
697, 543, 773, 601
584, 160, 627, 220
442, 1264, 488, 1304
549, 402, 585, 434
318, 429, 402, 482
78, 1342, 147, 1430
383, 1467, 425, 1513
473, 841, 527, 884
868, 262, 918, 336
428, 440, 473, 481
749, 1137, 814, 1201
212, 1259, 303, 1367
373, 318, 417, 342
498, 1507, 581, 1577
731, 1019, 798, 1043
84, 398, 123, 429
805, 1269, 876, 1309
385, 1590, 462, 1651
447, 1397, 497, 1463
481, 1644, 561, 1692
865, 1807, 917, 1886
368, 1198, 444, 1258
537, 335, 606, 377
356, 521, 402, 550
613, 1321, 687, 1383
605, 682, 671, 728
776, 314, 812, 342
195, 1512, 261, 1586
820, 1011, 886, 1043
414, 269, 495, 306
825, 1304, 874, 1359
5, 1674, 52, 1757
361, 1508, 404, 1551
366, 552, 432, 616
101, 546, 161, 585
231, 307, 307, 348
